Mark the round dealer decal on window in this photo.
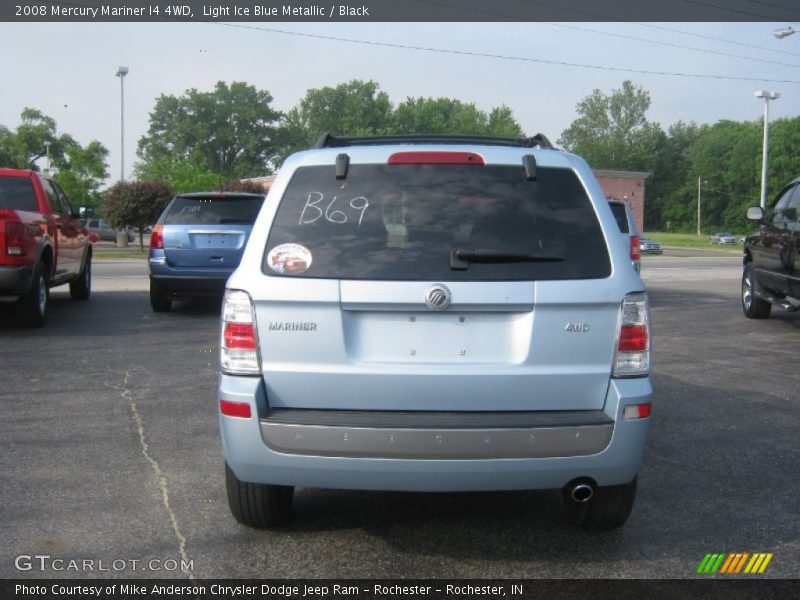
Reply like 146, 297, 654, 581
267, 243, 313, 274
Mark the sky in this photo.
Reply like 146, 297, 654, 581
2, 20, 800, 182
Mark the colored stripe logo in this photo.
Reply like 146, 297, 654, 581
697, 552, 773, 574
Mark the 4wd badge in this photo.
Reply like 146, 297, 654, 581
565, 323, 590, 333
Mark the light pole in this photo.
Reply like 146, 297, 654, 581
43, 141, 51, 174
116, 66, 129, 180
697, 177, 707, 236
755, 90, 779, 209
773, 27, 797, 39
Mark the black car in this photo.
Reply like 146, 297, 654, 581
742, 177, 800, 318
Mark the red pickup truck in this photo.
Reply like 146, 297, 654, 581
0, 168, 92, 327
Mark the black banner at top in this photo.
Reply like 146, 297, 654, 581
3, 0, 800, 22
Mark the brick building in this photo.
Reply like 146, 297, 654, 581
593, 170, 649, 232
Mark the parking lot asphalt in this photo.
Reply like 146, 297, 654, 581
1, 254, 798, 579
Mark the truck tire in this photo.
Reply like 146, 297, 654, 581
742, 264, 771, 319
70, 254, 92, 300
18, 264, 49, 328
563, 478, 637, 531
225, 463, 293, 527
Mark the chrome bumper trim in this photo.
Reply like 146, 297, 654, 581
259, 422, 614, 460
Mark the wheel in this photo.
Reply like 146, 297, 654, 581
18, 263, 49, 328
69, 254, 91, 300
563, 478, 637, 531
149, 281, 172, 312
225, 463, 294, 527
742, 264, 771, 319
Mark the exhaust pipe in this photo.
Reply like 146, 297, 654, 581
570, 483, 594, 503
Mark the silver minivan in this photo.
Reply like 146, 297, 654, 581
218, 135, 652, 530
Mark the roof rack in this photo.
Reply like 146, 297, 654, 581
314, 133, 555, 150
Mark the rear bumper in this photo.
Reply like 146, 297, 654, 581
149, 258, 233, 296
0, 265, 33, 296
219, 375, 652, 492
260, 409, 614, 459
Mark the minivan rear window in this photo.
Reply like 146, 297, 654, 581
0, 176, 38, 212
164, 195, 263, 225
264, 164, 610, 281
609, 203, 630, 233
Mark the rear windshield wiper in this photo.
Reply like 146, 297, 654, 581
450, 248, 564, 270
218, 218, 253, 224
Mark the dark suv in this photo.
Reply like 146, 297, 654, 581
742, 177, 800, 318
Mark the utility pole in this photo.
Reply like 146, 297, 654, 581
697, 177, 707, 236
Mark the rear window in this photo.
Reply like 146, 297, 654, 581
609, 203, 630, 233
164, 196, 263, 225
0, 176, 38, 212
263, 164, 610, 281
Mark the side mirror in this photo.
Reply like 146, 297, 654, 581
746, 206, 764, 221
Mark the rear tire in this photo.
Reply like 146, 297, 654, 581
149, 281, 172, 312
742, 264, 771, 319
564, 478, 637, 531
18, 264, 49, 328
225, 463, 294, 527
69, 255, 91, 300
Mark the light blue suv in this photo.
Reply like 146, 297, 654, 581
218, 134, 652, 530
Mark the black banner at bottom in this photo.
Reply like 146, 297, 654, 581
3, 579, 797, 600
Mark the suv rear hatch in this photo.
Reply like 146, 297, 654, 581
161, 193, 263, 267
255, 160, 618, 412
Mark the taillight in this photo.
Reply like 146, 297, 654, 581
613, 293, 650, 377
220, 290, 260, 375
623, 403, 651, 420
5, 221, 26, 256
630, 235, 640, 261
388, 151, 485, 165
149, 224, 164, 249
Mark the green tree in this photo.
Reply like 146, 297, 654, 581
645, 121, 708, 230
1, 108, 91, 171
0, 108, 109, 212
137, 81, 281, 180
7, 108, 64, 168
766, 117, 800, 205
102, 181, 173, 250
487, 106, 527, 138
53, 140, 109, 212
134, 156, 224, 195
662, 120, 760, 233
0, 125, 16, 167
390, 98, 524, 137
273, 80, 393, 163
558, 81, 663, 170
273, 81, 527, 163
